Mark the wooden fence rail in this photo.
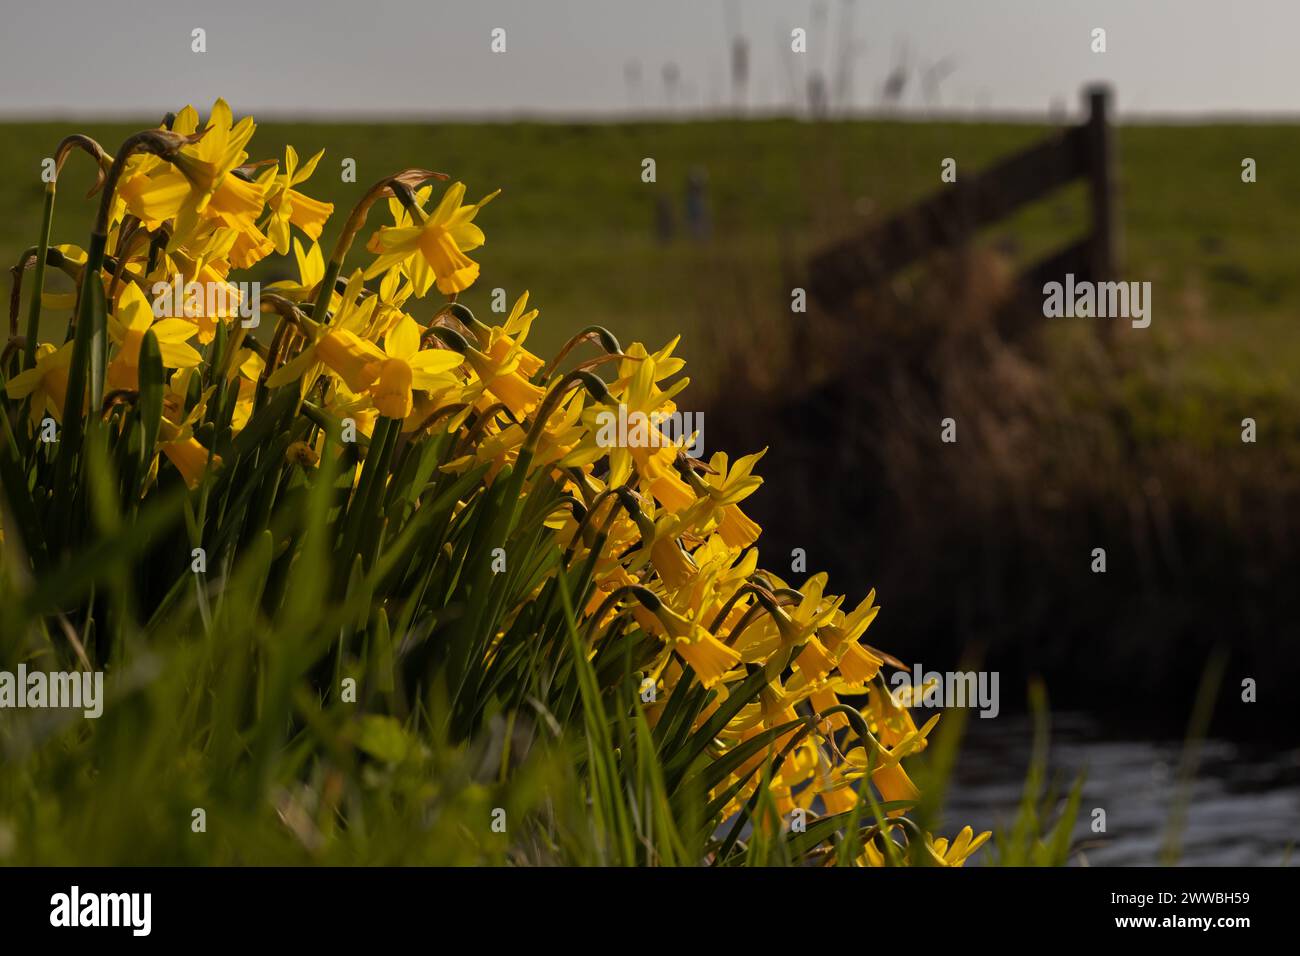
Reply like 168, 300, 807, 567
809, 85, 1119, 307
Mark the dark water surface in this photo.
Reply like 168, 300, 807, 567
943, 713, 1300, 866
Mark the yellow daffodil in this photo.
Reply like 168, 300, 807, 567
167, 101, 254, 202
926, 827, 993, 867
265, 146, 334, 255
118, 100, 255, 234
480, 291, 544, 378
164, 101, 275, 267
462, 342, 545, 418
149, 240, 244, 345
324, 380, 379, 443
654, 603, 740, 689
117, 155, 192, 229
227, 349, 263, 432
366, 316, 464, 419
265, 271, 384, 394
4, 341, 73, 424
154, 379, 222, 489
696, 449, 766, 549
106, 282, 202, 391
364, 181, 500, 295
275, 326, 384, 395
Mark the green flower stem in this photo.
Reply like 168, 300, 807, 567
53, 228, 108, 537
336, 415, 398, 576
23, 185, 56, 369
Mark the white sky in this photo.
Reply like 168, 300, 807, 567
0, 0, 1290, 119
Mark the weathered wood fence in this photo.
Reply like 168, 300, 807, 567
809, 85, 1119, 307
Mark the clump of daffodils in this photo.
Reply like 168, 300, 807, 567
0, 100, 989, 866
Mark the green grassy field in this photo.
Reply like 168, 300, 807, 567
2, 116, 1296, 406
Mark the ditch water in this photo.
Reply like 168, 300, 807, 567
943, 713, 1300, 866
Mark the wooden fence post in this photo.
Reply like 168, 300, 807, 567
808, 84, 1122, 312
1084, 85, 1119, 281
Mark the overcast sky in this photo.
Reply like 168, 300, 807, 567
0, 0, 1292, 120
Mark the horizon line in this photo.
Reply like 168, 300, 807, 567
3, 105, 1300, 127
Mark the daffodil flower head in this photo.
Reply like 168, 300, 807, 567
161, 101, 276, 267
266, 271, 382, 395
106, 282, 202, 391
4, 341, 74, 424
364, 181, 500, 296
366, 316, 464, 420
169, 99, 256, 211
265, 145, 334, 255
156, 383, 222, 489
654, 602, 740, 689
462, 342, 545, 418
925, 826, 993, 867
